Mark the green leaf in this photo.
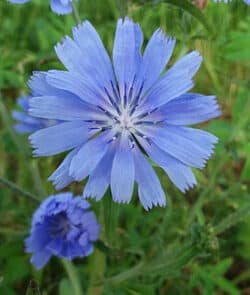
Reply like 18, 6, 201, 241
213, 258, 233, 275
215, 277, 240, 295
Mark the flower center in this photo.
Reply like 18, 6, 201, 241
88, 79, 160, 143
47, 213, 71, 238
117, 109, 134, 131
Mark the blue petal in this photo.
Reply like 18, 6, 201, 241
138, 138, 197, 192
140, 76, 193, 112
138, 29, 175, 92
55, 36, 86, 73
25, 225, 52, 269
78, 232, 89, 247
29, 95, 106, 121
142, 125, 218, 169
79, 212, 100, 229
30, 250, 52, 270
87, 224, 100, 241
166, 51, 202, 79
12, 110, 41, 125
55, 23, 114, 91
69, 133, 109, 181
50, 0, 72, 15
29, 121, 90, 156
49, 148, 80, 189
14, 123, 40, 134
141, 51, 202, 110
67, 227, 81, 241
133, 146, 166, 210
60, 242, 84, 259
70, 196, 91, 210
147, 93, 221, 125
17, 95, 29, 110
113, 18, 143, 97
46, 70, 108, 107
25, 225, 49, 253
82, 243, 94, 256
46, 238, 64, 255
28, 71, 69, 97
111, 132, 135, 203
72, 21, 115, 89
83, 145, 115, 200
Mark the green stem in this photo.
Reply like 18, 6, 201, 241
72, 0, 81, 25
61, 260, 83, 295
0, 176, 40, 203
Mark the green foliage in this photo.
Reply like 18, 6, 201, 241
0, 0, 250, 294
190, 258, 241, 295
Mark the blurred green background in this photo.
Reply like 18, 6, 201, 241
0, 0, 250, 294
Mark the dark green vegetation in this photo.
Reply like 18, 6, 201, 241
0, 0, 250, 294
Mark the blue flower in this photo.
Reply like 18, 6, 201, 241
12, 94, 58, 133
8, 0, 30, 3
213, 0, 250, 4
25, 192, 100, 270
28, 18, 220, 210
8, 0, 77, 14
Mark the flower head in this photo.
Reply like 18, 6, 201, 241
12, 95, 58, 133
25, 192, 100, 270
28, 18, 220, 210
213, 0, 250, 4
8, 0, 77, 14
8, 0, 30, 3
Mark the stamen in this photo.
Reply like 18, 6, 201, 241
128, 76, 136, 102
97, 105, 119, 121
128, 135, 136, 149
83, 119, 108, 124
135, 106, 159, 120
107, 135, 118, 144
123, 83, 128, 108
104, 87, 121, 115
129, 81, 144, 115
134, 130, 147, 139
110, 80, 121, 104
135, 121, 157, 126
